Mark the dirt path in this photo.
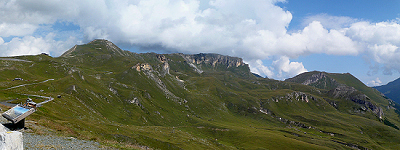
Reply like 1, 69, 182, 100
4, 79, 54, 90
0, 58, 32, 62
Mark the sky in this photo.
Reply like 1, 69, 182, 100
1, 0, 400, 86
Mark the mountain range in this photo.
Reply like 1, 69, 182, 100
1, 39, 400, 149
375, 78, 400, 104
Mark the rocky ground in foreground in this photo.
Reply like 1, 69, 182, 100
0, 109, 114, 150
23, 132, 105, 150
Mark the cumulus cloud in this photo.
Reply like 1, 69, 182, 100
247, 56, 307, 79
1, 0, 400, 80
0, 23, 38, 37
346, 21, 400, 75
367, 77, 382, 87
0, 33, 79, 57
247, 59, 274, 78
272, 56, 308, 79
0, 36, 50, 56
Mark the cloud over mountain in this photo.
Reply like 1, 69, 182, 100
0, 0, 399, 80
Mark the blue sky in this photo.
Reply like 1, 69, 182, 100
278, 0, 400, 85
280, 0, 400, 29
0, 0, 400, 86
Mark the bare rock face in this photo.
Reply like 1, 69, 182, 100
0, 124, 23, 150
61, 45, 78, 57
302, 72, 327, 85
133, 63, 153, 72
286, 71, 384, 119
269, 91, 318, 103
329, 85, 384, 119
179, 53, 244, 68
329, 85, 359, 99
157, 54, 170, 76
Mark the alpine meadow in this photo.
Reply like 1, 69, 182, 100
1, 39, 400, 149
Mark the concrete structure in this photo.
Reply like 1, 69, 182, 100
0, 124, 23, 150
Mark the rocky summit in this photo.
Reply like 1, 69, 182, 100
1, 40, 400, 149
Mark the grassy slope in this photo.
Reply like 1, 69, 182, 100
0, 43, 400, 149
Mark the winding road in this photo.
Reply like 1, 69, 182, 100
4, 79, 54, 90
1, 79, 55, 107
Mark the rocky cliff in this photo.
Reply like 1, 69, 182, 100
329, 85, 384, 119
179, 53, 244, 68
287, 71, 385, 119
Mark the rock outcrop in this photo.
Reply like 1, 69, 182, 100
133, 63, 153, 72
287, 71, 384, 119
157, 54, 170, 76
329, 85, 384, 119
269, 91, 318, 103
179, 53, 244, 68
301, 72, 328, 85
285, 71, 338, 90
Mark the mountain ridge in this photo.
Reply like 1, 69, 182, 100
286, 71, 387, 119
1, 40, 400, 149
60, 39, 131, 57
375, 77, 400, 104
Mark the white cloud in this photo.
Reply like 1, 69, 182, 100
103, 0, 293, 58
247, 59, 274, 78
1, 0, 400, 80
302, 14, 358, 29
346, 20, 400, 75
277, 21, 360, 57
272, 56, 308, 79
247, 56, 307, 79
347, 21, 400, 45
367, 77, 382, 87
0, 36, 51, 56
0, 33, 79, 57
0, 23, 38, 37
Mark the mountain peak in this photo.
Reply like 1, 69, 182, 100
87, 39, 114, 46
285, 71, 339, 90
60, 39, 128, 57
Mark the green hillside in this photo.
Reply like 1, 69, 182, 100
1, 39, 400, 149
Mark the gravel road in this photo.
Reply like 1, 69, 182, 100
23, 132, 106, 150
